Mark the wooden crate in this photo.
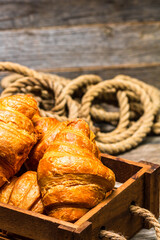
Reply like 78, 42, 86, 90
0, 154, 159, 240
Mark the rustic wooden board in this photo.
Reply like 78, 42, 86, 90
0, 202, 75, 240
0, 22, 160, 70
43, 63, 160, 90
119, 136, 160, 165
0, 0, 160, 30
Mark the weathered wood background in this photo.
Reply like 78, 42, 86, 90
0, 1, 159, 239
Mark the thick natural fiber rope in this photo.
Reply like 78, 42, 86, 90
130, 205, 160, 240
0, 61, 160, 155
79, 79, 155, 153
99, 205, 160, 240
0, 76, 66, 120
0, 62, 69, 87
99, 230, 126, 240
89, 77, 160, 136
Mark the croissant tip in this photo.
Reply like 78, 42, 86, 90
0, 176, 8, 188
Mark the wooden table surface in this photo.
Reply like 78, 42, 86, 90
0, 1, 159, 239
120, 136, 160, 165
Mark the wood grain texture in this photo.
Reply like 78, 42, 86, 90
43, 63, 160, 90
140, 161, 160, 224
0, 0, 160, 30
0, 22, 160, 70
0, 202, 75, 240
101, 154, 142, 183
119, 136, 160, 165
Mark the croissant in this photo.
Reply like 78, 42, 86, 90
37, 119, 115, 222
27, 114, 101, 170
0, 171, 44, 213
0, 94, 38, 187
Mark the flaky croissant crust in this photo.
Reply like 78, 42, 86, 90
38, 119, 115, 222
0, 171, 44, 213
0, 94, 38, 187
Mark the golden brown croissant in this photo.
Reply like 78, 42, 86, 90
27, 114, 101, 170
37, 119, 115, 222
0, 94, 38, 187
0, 171, 44, 213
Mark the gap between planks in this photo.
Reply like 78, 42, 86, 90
1, 20, 160, 32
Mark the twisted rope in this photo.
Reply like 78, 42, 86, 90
0, 61, 160, 155
99, 205, 160, 240
0, 74, 67, 121
79, 79, 154, 153
130, 205, 160, 240
115, 75, 160, 116
54, 74, 102, 114
99, 230, 126, 240
0, 62, 69, 86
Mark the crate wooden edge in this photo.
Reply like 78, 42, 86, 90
0, 154, 159, 240
73, 154, 160, 239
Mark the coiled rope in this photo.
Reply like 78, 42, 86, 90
99, 205, 160, 240
1, 61, 160, 155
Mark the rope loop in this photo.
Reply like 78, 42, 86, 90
99, 205, 160, 240
0, 61, 160, 155
130, 205, 160, 240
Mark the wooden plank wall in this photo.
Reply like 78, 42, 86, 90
0, 0, 160, 89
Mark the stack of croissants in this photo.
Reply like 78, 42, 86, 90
0, 94, 115, 222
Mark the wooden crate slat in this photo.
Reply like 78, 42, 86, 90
58, 221, 92, 240
101, 153, 144, 183
140, 161, 160, 224
0, 202, 75, 240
